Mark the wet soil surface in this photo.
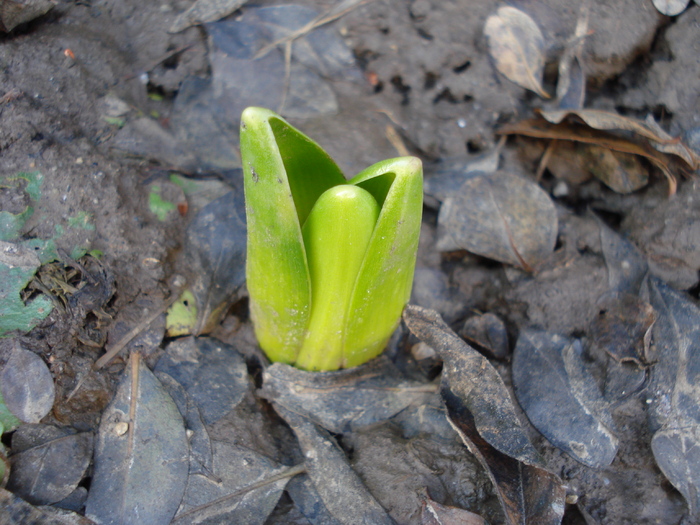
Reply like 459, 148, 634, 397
1, 0, 700, 524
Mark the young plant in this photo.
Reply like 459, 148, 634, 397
241, 107, 423, 371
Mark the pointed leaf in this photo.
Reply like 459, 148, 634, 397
274, 404, 395, 525
403, 305, 566, 525
85, 355, 189, 525
646, 278, 700, 516
344, 157, 423, 367
241, 107, 345, 364
512, 330, 619, 468
484, 7, 549, 98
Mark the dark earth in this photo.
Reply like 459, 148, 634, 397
1, 0, 700, 524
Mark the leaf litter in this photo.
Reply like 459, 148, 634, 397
7, 424, 92, 506
512, 330, 619, 469
484, 6, 549, 98
261, 356, 436, 434
85, 354, 189, 525
403, 305, 566, 525
646, 277, 700, 517
436, 170, 558, 271
4, 0, 700, 523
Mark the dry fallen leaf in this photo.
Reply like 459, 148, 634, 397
498, 118, 678, 195
581, 145, 649, 194
437, 170, 558, 271
539, 109, 700, 170
484, 6, 549, 98
403, 305, 566, 525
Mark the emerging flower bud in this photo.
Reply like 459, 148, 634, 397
241, 107, 422, 371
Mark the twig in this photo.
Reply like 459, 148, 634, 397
94, 292, 181, 370
171, 463, 307, 523
253, 0, 375, 60
385, 125, 410, 157
66, 290, 183, 402
536, 139, 557, 181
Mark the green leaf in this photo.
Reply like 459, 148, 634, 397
0, 172, 42, 242
241, 107, 344, 364
295, 185, 380, 371
166, 290, 198, 337
241, 108, 423, 370
345, 157, 423, 367
149, 185, 178, 221
0, 388, 21, 434
0, 242, 53, 337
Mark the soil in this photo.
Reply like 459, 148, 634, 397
1, 0, 699, 524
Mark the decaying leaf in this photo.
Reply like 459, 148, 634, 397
275, 404, 396, 525
512, 330, 619, 468
7, 426, 92, 505
403, 305, 566, 525
556, 0, 589, 109
583, 145, 649, 193
590, 293, 655, 365
155, 371, 214, 478
652, 0, 690, 16
484, 7, 549, 98
557, 55, 586, 110
422, 494, 487, 525
85, 355, 189, 525
0, 487, 93, 525
539, 109, 700, 170
173, 440, 294, 525
437, 171, 558, 271
459, 313, 509, 359
498, 118, 679, 194
155, 337, 251, 426
0, 340, 55, 424
261, 357, 436, 434
646, 278, 700, 516
0, 0, 54, 33
181, 190, 247, 335
347, 416, 493, 525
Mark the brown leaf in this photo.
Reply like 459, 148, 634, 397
484, 7, 549, 98
437, 171, 558, 271
539, 109, 700, 169
590, 293, 655, 365
498, 118, 678, 195
581, 145, 649, 194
